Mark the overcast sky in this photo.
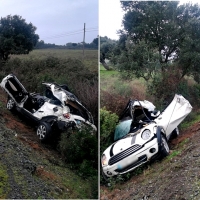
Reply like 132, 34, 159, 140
99, 0, 123, 40
0, 0, 98, 45
99, 0, 200, 41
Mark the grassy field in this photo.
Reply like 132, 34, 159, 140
100, 64, 148, 105
11, 49, 98, 73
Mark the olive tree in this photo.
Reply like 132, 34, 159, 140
0, 15, 39, 62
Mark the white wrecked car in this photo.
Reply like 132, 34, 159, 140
101, 94, 192, 178
0, 74, 96, 142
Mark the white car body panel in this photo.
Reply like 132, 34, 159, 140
132, 100, 156, 112
0, 74, 96, 131
32, 102, 65, 119
102, 94, 192, 177
155, 94, 192, 138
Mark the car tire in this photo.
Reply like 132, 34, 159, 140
160, 134, 170, 158
170, 127, 179, 140
6, 97, 15, 111
101, 168, 109, 182
36, 122, 52, 142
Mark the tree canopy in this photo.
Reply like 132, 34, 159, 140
109, 1, 200, 81
0, 15, 39, 61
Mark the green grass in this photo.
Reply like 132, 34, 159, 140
11, 49, 98, 73
167, 150, 181, 160
100, 64, 147, 101
42, 164, 94, 199
0, 163, 9, 199
180, 113, 200, 130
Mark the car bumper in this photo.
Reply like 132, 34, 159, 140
102, 137, 159, 177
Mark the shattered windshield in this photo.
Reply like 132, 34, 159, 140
114, 119, 132, 141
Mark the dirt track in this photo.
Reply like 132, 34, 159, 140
101, 122, 200, 200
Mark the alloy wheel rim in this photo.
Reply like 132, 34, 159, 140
7, 99, 14, 110
37, 125, 46, 140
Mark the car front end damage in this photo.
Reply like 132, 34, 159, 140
102, 123, 160, 177
101, 94, 192, 178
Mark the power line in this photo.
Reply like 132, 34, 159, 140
43, 30, 83, 39
42, 27, 98, 40
86, 29, 98, 32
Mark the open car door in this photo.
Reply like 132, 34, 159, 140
0, 74, 28, 104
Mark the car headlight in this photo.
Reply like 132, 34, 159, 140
141, 129, 151, 140
101, 154, 108, 166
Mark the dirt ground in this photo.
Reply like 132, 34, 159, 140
100, 121, 200, 200
0, 92, 94, 199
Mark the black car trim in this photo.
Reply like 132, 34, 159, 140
40, 115, 58, 123
156, 126, 162, 151
108, 144, 142, 166
19, 108, 40, 123
110, 143, 115, 157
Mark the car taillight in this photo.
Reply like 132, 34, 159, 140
63, 113, 70, 119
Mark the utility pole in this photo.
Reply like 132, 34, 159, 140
83, 23, 85, 57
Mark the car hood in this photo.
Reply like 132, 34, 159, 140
104, 123, 156, 160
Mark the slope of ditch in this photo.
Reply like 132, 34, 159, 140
101, 121, 200, 200
0, 93, 94, 199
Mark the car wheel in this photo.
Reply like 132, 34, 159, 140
7, 98, 15, 111
170, 127, 179, 140
101, 167, 109, 182
160, 134, 170, 158
36, 122, 52, 142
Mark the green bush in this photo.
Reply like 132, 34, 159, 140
58, 126, 98, 198
100, 108, 118, 154
113, 80, 133, 98
58, 126, 98, 173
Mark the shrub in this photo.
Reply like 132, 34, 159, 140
100, 90, 128, 116
58, 126, 98, 198
100, 108, 118, 154
146, 66, 200, 110
58, 126, 98, 173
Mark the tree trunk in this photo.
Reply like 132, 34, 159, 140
100, 60, 110, 70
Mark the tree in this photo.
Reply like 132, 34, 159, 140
100, 36, 117, 70
111, 1, 200, 81
0, 15, 39, 61
35, 40, 45, 49
92, 37, 98, 47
